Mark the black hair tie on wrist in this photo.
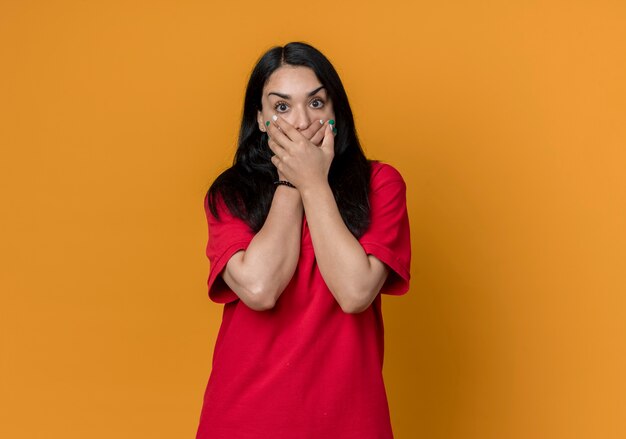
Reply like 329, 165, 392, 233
274, 180, 296, 189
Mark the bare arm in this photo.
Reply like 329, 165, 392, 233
267, 115, 389, 313
218, 121, 326, 311
300, 184, 389, 313
221, 186, 302, 311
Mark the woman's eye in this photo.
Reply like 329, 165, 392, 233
310, 98, 324, 109
275, 102, 289, 112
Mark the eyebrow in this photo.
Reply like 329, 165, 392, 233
267, 85, 325, 100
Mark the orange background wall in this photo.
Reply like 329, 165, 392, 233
1, 1, 624, 438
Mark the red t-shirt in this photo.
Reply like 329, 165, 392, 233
196, 161, 411, 439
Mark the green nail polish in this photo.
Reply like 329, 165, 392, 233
332, 127, 337, 135
265, 121, 270, 127
329, 119, 335, 125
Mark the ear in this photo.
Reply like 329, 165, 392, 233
257, 110, 266, 132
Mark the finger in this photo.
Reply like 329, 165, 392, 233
271, 114, 305, 147
310, 120, 331, 146
300, 118, 325, 141
320, 123, 335, 155
267, 137, 285, 159
266, 116, 294, 150
267, 135, 278, 152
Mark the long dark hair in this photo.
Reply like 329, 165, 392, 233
207, 42, 372, 237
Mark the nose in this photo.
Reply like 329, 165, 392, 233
291, 106, 312, 131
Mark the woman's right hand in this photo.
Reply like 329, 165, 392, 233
305, 119, 328, 147
268, 119, 327, 180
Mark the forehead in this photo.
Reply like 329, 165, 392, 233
263, 66, 323, 96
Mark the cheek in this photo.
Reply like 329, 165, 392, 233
259, 99, 273, 118
312, 103, 333, 119
259, 108, 272, 125
323, 110, 335, 122
323, 102, 335, 119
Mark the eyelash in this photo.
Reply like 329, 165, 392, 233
274, 98, 325, 112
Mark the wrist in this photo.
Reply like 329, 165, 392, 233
299, 180, 332, 205
274, 182, 303, 202
274, 180, 296, 189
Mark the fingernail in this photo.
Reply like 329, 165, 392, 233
272, 115, 278, 121
332, 127, 337, 135
329, 119, 335, 125
265, 121, 270, 127
319, 119, 324, 125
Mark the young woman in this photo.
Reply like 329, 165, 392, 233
196, 42, 411, 439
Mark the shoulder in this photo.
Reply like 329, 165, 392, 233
203, 187, 234, 224
369, 160, 406, 191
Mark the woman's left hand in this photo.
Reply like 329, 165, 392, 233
267, 115, 335, 192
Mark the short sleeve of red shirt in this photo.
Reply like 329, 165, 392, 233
203, 193, 255, 304
358, 162, 411, 296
